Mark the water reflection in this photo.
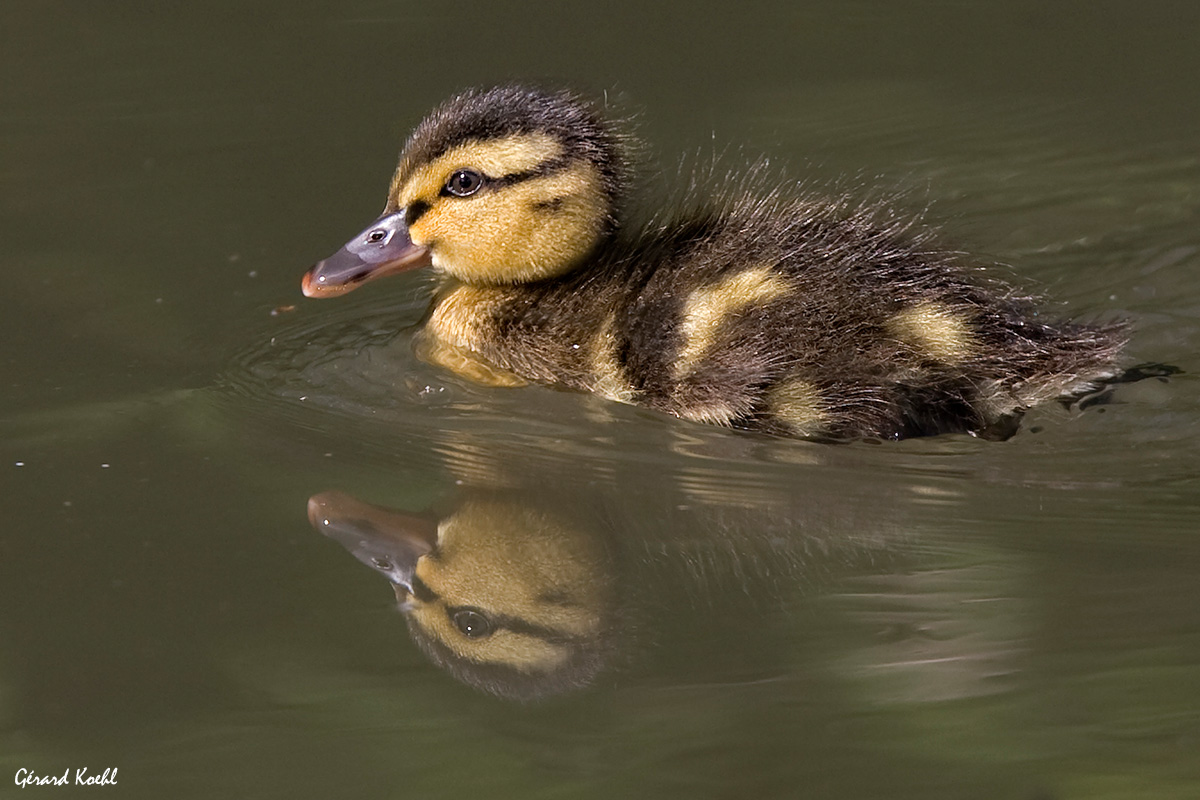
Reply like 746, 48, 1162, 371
302, 443, 1017, 704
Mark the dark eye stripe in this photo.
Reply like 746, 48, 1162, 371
532, 197, 565, 213
502, 615, 590, 644
410, 575, 440, 603
423, 156, 574, 204
405, 200, 431, 226
437, 603, 593, 645
491, 155, 573, 188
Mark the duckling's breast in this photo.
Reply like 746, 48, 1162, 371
424, 280, 618, 393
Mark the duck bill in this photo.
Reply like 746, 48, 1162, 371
306, 491, 439, 595
301, 211, 431, 298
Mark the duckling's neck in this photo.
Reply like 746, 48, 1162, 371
425, 280, 514, 355
422, 271, 618, 391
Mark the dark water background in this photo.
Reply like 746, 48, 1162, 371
2, 2, 1198, 797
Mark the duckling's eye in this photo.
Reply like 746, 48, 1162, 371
444, 169, 484, 197
450, 608, 494, 639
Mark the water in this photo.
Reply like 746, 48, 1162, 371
3, 2, 1199, 797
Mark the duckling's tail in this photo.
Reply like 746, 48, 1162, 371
1063, 361, 1183, 411
988, 315, 1130, 409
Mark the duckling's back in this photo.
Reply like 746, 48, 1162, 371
445, 186, 1128, 441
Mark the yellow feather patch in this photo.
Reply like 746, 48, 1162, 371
422, 285, 528, 386
677, 400, 742, 426
886, 302, 976, 363
675, 266, 789, 377
409, 162, 607, 284
426, 285, 495, 351
768, 378, 827, 436
589, 313, 635, 403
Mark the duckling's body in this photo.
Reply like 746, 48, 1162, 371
303, 85, 1128, 440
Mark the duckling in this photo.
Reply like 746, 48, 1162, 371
302, 84, 1129, 440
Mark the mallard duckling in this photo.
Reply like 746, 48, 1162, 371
302, 85, 1129, 440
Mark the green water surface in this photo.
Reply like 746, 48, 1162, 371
2, 3, 1199, 798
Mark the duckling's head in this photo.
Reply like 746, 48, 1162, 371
303, 85, 625, 296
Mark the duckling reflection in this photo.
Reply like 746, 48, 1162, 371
307, 470, 915, 703
309, 491, 617, 701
